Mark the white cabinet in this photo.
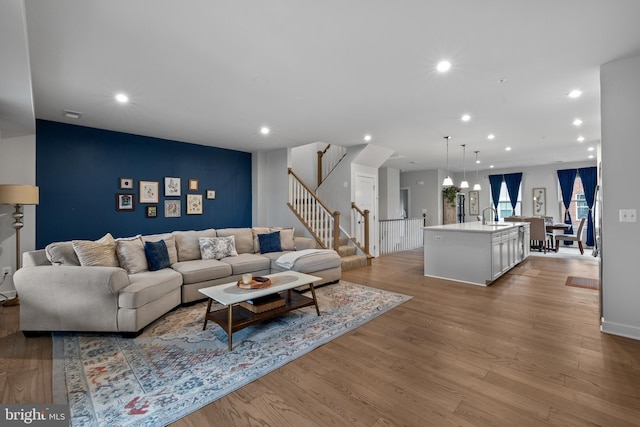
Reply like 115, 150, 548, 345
491, 228, 521, 279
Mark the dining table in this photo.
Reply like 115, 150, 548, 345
546, 223, 571, 251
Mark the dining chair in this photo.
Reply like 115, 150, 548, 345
555, 217, 586, 254
526, 217, 548, 253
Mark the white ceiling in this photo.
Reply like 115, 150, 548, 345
5, 1, 640, 172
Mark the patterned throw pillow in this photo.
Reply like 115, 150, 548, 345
144, 240, 171, 271
258, 231, 282, 254
72, 233, 119, 267
115, 235, 148, 274
199, 236, 238, 260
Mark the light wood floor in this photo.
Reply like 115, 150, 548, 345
3, 250, 640, 426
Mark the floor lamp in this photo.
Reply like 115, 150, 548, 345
0, 184, 39, 306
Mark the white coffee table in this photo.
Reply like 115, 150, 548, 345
198, 271, 322, 350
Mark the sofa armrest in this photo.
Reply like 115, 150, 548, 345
294, 236, 317, 250
14, 265, 130, 332
22, 249, 50, 267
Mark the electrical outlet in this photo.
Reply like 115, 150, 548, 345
2, 267, 11, 276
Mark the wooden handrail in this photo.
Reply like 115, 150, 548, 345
351, 202, 371, 259
288, 168, 334, 214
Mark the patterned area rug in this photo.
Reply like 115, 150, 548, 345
52, 281, 411, 426
565, 276, 600, 290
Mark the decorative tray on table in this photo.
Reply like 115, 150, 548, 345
236, 276, 272, 289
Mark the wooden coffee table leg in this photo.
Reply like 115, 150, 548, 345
309, 283, 320, 316
203, 298, 213, 330
227, 304, 233, 351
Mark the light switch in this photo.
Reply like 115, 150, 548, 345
619, 209, 637, 222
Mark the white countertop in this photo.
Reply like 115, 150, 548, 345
423, 222, 526, 233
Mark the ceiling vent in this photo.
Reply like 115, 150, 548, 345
64, 110, 82, 119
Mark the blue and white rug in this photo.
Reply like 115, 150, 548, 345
52, 281, 411, 426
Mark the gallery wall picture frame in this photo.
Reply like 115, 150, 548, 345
468, 190, 480, 215
187, 194, 203, 214
206, 190, 216, 199
189, 179, 199, 191
116, 193, 135, 211
120, 178, 133, 189
164, 177, 181, 197
164, 200, 181, 217
146, 206, 157, 218
139, 180, 159, 203
533, 188, 546, 216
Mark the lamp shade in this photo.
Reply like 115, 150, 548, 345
0, 185, 39, 205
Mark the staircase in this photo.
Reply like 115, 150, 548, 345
337, 236, 369, 271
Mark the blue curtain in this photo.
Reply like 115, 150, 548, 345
504, 172, 523, 216
557, 169, 577, 243
488, 174, 503, 221
578, 166, 597, 247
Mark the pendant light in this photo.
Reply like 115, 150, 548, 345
473, 150, 482, 191
460, 144, 469, 189
442, 136, 454, 187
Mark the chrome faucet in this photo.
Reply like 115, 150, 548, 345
482, 206, 496, 225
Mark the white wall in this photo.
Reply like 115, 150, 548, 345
399, 169, 443, 226
289, 142, 320, 189
600, 53, 640, 340
379, 167, 401, 220
0, 134, 36, 298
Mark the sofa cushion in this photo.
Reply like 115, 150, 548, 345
221, 253, 271, 275
216, 228, 253, 254
251, 227, 270, 253
142, 233, 178, 265
45, 241, 80, 266
144, 240, 171, 271
271, 250, 341, 273
171, 259, 233, 285
199, 236, 238, 260
119, 269, 183, 309
72, 233, 119, 267
270, 227, 295, 251
258, 231, 282, 253
173, 229, 217, 261
116, 235, 148, 274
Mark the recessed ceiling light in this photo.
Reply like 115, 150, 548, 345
568, 89, 582, 98
475, 159, 481, 164
588, 147, 595, 151
260, 126, 270, 135
577, 136, 585, 142
364, 134, 372, 141
487, 134, 495, 140
461, 114, 471, 122
505, 146, 512, 151
436, 60, 451, 73
573, 118, 583, 127
115, 93, 129, 103
490, 165, 495, 168
588, 155, 594, 159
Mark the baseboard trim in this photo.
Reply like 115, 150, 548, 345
601, 320, 640, 341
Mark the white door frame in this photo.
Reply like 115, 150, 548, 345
354, 172, 379, 257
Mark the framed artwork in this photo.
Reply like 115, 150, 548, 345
187, 194, 203, 214
120, 178, 133, 189
116, 193, 135, 211
468, 190, 479, 215
533, 188, 546, 216
164, 200, 181, 217
146, 206, 157, 218
206, 190, 216, 199
139, 180, 159, 203
164, 177, 181, 197
189, 179, 199, 191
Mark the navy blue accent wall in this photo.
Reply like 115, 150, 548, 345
35, 120, 252, 247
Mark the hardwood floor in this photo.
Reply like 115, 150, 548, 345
3, 249, 640, 426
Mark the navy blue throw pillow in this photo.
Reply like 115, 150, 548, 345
258, 231, 282, 254
144, 240, 171, 271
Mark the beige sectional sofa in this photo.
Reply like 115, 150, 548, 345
14, 227, 341, 336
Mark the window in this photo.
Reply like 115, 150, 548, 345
496, 182, 521, 220
567, 175, 588, 222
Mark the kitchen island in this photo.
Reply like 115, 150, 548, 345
423, 222, 530, 286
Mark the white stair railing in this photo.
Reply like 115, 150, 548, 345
288, 168, 340, 250
379, 218, 424, 255
317, 144, 347, 187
